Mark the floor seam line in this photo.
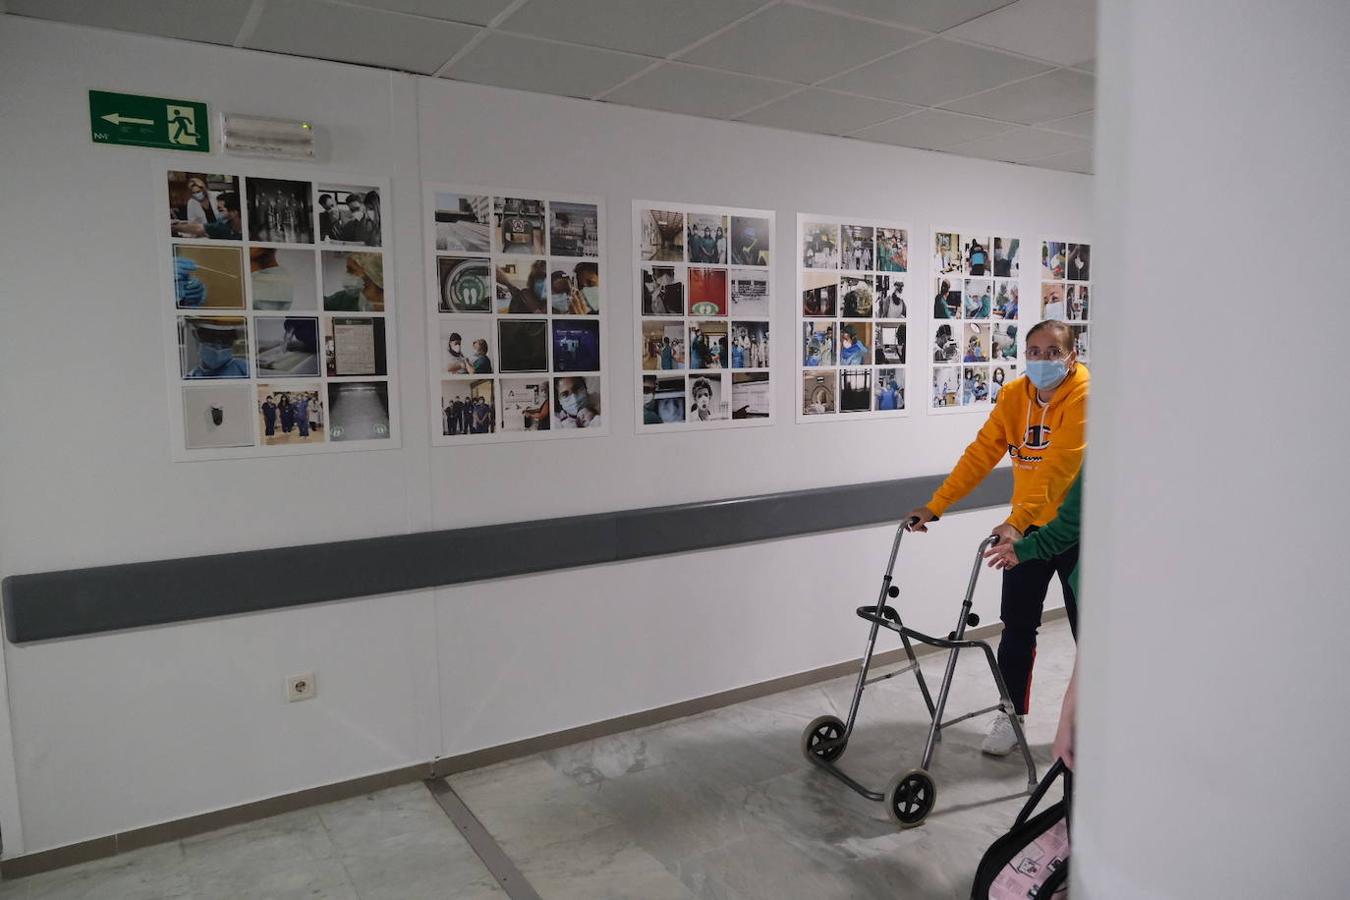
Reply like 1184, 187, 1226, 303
423, 778, 543, 900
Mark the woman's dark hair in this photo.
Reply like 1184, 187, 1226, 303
1026, 319, 1075, 353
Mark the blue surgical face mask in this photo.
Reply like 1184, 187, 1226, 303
532, 279, 548, 299
199, 343, 234, 371
1026, 359, 1068, 391
581, 286, 599, 308
561, 390, 586, 416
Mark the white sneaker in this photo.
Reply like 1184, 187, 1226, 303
981, 711, 1021, 757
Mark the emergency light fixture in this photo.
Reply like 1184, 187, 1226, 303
221, 113, 316, 160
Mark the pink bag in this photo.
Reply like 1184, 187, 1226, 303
971, 760, 1071, 899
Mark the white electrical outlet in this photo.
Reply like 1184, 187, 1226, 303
287, 672, 317, 702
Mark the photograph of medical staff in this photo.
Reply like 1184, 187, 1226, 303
875, 368, 905, 411
256, 384, 324, 445
642, 320, 685, 370
877, 227, 908, 272
322, 251, 384, 312
731, 372, 770, 419
993, 323, 1019, 361
876, 322, 905, 365
932, 323, 959, 364
643, 375, 686, 425
328, 381, 390, 441
993, 236, 1020, 277
994, 281, 1019, 319
552, 319, 601, 372
802, 370, 836, 415
989, 365, 1015, 404
688, 321, 729, 370
730, 322, 768, 369
641, 265, 684, 316
550, 261, 600, 315
434, 193, 490, 254
639, 209, 684, 262
182, 384, 254, 450
964, 322, 991, 363
497, 319, 548, 372
179, 316, 249, 379
964, 278, 993, 318
495, 259, 549, 314
934, 231, 962, 274
247, 177, 313, 244
441, 319, 493, 375
688, 374, 728, 422
839, 322, 871, 366
932, 366, 959, 407
687, 213, 728, 264
961, 366, 990, 405
1042, 241, 1067, 279
688, 267, 729, 316
255, 316, 319, 377
249, 247, 316, 311
840, 275, 874, 318
549, 201, 599, 258
964, 235, 992, 275
730, 216, 769, 266
495, 196, 546, 255
802, 272, 838, 316
1041, 282, 1067, 319
441, 379, 495, 435
933, 278, 961, 319
1066, 284, 1090, 321
875, 275, 907, 319
803, 320, 836, 367
553, 376, 602, 429
802, 222, 839, 269
317, 186, 381, 248
1066, 243, 1091, 280
499, 379, 551, 432
840, 368, 872, 413
438, 256, 491, 313
841, 224, 874, 272
172, 245, 244, 309
1070, 324, 1090, 361
168, 172, 242, 241
325, 317, 386, 377
730, 271, 770, 317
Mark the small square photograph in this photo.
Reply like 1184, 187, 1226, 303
1070, 324, 1090, 361
495, 258, 550, 314
441, 379, 496, 436
802, 222, 840, 269
1041, 283, 1067, 320
874, 368, 905, 412
1066, 243, 1091, 281
839, 321, 872, 366
643, 375, 686, 425
876, 227, 908, 272
840, 274, 875, 318
438, 256, 492, 313
933, 277, 962, 320
173, 245, 244, 309
840, 368, 873, 413
802, 370, 837, 416
550, 260, 600, 315
554, 376, 603, 429
317, 185, 381, 247
552, 319, 601, 372
730, 321, 769, 369
963, 278, 993, 318
1043, 241, 1067, 280
730, 216, 770, 267
495, 197, 547, 255
249, 248, 316, 311
434, 193, 491, 254
731, 372, 770, 419
688, 374, 729, 422
990, 364, 1016, 404
257, 384, 324, 445
875, 322, 905, 365
802, 271, 838, 317
964, 235, 992, 276
182, 384, 255, 450
168, 171, 242, 241
549, 201, 599, 258
934, 232, 962, 275
640, 209, 685, 261
842, 224, 875, 272
688, 266, 729, 316
730, 270, 770, 317
497, 319, 549, 372
327, 381, 391, 441
641, 264, 684, 316
931, 322, 960, 364
179, 316, 249, 379
247, 177, 314, 244
688, 320, 729, 370
441, 319, 494, 375
687, 213, 728, 264
322, 250, 385, 312
963, 322, 991, 363
642, 320, 686, 371
993, 237, 1021, 277
325, 317, 387, 377
994, 281, 1020, 319
993, 322, 1019, 362
961, 367, 991, 406
932, 366, 960, 408
1066, 284, 1090, 321
255, 316, 319, 377
803, 319, 836, 367
499, 379, 552, 433
875, 275, 907, 319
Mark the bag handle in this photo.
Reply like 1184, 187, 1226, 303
1014, 758, 1072, 830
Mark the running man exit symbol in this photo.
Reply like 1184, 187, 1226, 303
88, 90, 210, 153
167, 105, 200, 147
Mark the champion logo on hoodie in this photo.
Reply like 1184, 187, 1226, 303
1024, 424, 1052, 449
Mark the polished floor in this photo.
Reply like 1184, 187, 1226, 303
0, 618, 1074, 899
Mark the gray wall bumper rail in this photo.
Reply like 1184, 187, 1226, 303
2, 470, 1012, 644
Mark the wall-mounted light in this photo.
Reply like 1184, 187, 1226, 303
221, 113, 316, 160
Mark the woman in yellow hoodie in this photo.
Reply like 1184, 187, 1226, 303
906, 320, 1087, 756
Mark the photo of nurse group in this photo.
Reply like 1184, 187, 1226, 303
164, 169, 397, 458
929, 228, 1023, 413
428, 185, 606, 444
635, 201, 773, 430
797, 214, 910, 420
1040, 238, 1093, 368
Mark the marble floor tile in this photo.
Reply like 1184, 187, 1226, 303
5, 843, 190, 900
340, 827, 505, 900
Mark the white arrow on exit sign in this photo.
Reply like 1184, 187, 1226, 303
101, 112, 155, 126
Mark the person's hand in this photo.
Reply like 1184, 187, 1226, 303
984, 540, 1021, 570
576, 407, 596, 427
568, 288, 594, 315
905, 506, 937, 532
990, 522, 1022, 547
175, 257, 206, 305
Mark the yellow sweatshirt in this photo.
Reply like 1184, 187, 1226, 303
927, 366, 1089, 532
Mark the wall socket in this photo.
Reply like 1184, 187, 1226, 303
286, 672, 317, 702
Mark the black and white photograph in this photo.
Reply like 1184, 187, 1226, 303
553, 376, 603, 429
963, 322, 991, 363
325, 317, 387, 377
964, 235, 992, 276
688, 374, 727, 422
317, 185, 381, 247
495, 259, 549, 314
802, 222, 839, 269
802, 370, 836, 416
641, 265, 684, 316
495, 196, 546, 255
1066, 284, 1090, 321
182, 384, 254, 449
327, 381, 390, 441
730, 321, 769, 369
933, 278, 962, 320
874, 368, 905, 411
1066, 243, 1091, 281
840, 274, 874, 318
839, 322, 871, 366
441, 379, 495, 436
875, 275, 907, 319
173, 244, 244, 310
990, 364, 1016, 404
687, 212, 728, 263
642, 320, 685, 371
932, 366, 959, 408
438, 256, 492, 313
550, 261, 600, 315
993, 236, 1020, 277
549, 201, 599, 258
441, 319, 493, 375
255, 316, 319, 377
993, 322, 1019, 362
839, 368, 872, 413
802, 319, 835, 367
961, 366, 990, 406
322, 250, 385, 312
642, 375, 685, 426
963, 278, 993, 318
249, 247, 316, 311
499, 379, 551, 432
552, 319, 601, 373
934, 231, 962, 274
842, 224, 874, 271
497, 319, 548, 372
876, 322, 905, 365
994, 280, 1020, 319
179, 316, 250, 379
730, 216, 769, 266
257, 383, 324, 445
688, 320, 729, 370
246, 177, 314, 244
434, 193, 491, 253
932, 322, 959, 364
639, 209, 684, 261
730, 270, 769, 317
168, 171, 242, 241
802, 271, 837, 316
731, 372, 770, 419
876, 227, 908, 272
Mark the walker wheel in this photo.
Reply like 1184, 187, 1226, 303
801, 715, 848, 763
885, 768, 936, 828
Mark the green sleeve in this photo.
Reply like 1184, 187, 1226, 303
1014, 470, 1083, 562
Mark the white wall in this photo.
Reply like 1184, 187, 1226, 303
0, 17, 1090, 855
1075, 1, 1350, 896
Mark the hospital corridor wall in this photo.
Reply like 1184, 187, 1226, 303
0, 18, 1090, 859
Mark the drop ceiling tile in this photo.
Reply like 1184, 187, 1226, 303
945, 0, 1096, 66
738, 89, 919, 135
943, 68, 1094, 124
799, 0, 1018, 34
1031, 146, 1093, 174
950, 126, 1089, 163
681, 5, 925, 85
444, 33, 652, 99
823, 37, 1052, 105
246, 0, 479, 74
605, 62, 799, 119
339, 0, 516, 26
498, 0, 767, 58
6, 0, 254, 44
1039, 109, 1093, 136
850, 108, 1012, 150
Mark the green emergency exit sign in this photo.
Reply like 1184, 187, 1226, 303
89, 90, 210, 152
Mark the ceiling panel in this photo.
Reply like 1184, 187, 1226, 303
6, 0, 254, 45
948, 126, 1089, 163
798, 0, 1019, 34
246, 0, 479, 74
823, 37, 1052, 105
680, 4, 925, 85
942, 68, 1094, 124
339, 0, 516, 25
443, 33, 652, 99
498, 0, 767, 58
1032, 146, 1093, 174
604, 62, 798, 119
946, 0, 1097, 67
849, 108, 1012, 150
737, 89, 919, 135
1039, 109, 1093, 136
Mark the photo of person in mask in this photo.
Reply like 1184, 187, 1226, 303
182, 317, 249, 379
553, 377, 602, 429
